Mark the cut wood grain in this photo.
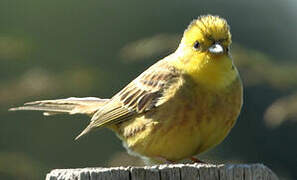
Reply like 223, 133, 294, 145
45, 163, 278, 180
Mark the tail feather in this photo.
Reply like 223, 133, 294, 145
9, 97, 109, 116
75, 125, 93, 140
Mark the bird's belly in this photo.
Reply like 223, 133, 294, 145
114, 79, 242, 162
131, 110, 234, 161
119, 103, 239, 162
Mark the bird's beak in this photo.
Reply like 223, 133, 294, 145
208, 43, 224, 54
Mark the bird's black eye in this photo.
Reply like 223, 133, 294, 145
193, 41, 200, 50
226, 47, 230, 53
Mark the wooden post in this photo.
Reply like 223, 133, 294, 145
46, 163, 278, 180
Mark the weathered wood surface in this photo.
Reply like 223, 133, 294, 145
46, 163, 278, 180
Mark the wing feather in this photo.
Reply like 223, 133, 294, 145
75, 60, 180, 139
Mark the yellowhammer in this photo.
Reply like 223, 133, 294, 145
10, 15, 243, 164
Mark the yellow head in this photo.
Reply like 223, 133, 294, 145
173, 15, 237, 89
179, 15, 231, 55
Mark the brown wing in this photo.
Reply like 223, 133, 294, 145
75, 59, 180, 139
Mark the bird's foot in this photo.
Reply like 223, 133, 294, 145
155, 156, 175, 164
190, 157, 206, 164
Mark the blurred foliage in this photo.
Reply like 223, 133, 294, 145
264, 93, 297, 128
1, 0, 297, 180
119, 33, 180, 62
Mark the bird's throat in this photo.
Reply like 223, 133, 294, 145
173, 52, 238, 90
195, 55, 238, 90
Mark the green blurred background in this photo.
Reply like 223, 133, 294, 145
1, 0, 297, 179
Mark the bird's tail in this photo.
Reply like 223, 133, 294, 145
9, 97, 109, 116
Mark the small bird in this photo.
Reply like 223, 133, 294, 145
10, 15, 243, 164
